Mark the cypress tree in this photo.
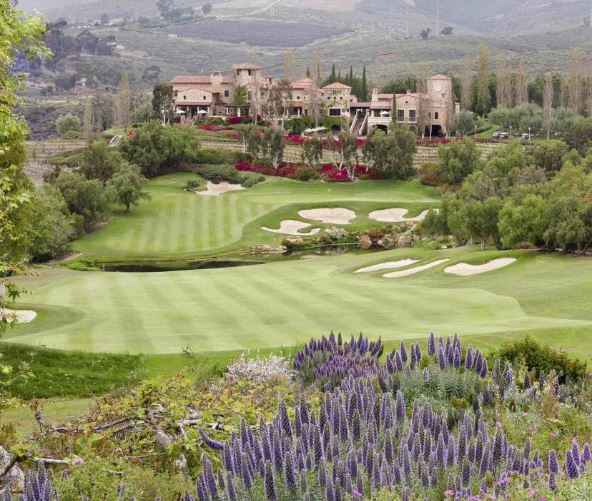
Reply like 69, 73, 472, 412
362, 66, 368, 101
330, 64, 337, 83
349, 66, 354, 86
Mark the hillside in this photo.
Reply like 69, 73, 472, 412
21, 0, 592, 37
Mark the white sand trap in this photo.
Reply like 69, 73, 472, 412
261, 220, 321, 236
383, 259, 450, 278
444, 258, 517, 276
298, 208, 356, 225
1, 309, 37, 323
196, 181, 245, 196
355, 259, 420, 274
369, 208, 433, 223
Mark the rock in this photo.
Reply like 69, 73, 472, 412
251, 244, 287, 254
359, 234, 372, 250
0, 446, 24, 492
396, 235, 413, 247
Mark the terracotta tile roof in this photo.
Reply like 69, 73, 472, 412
171, 76, 212, 84
322, 82, 351, 90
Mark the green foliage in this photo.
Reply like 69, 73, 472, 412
295, 165, 320, 181
560, 116, 592, 155
194, 148, 235, 165
302, 136, 322, 169
54, 456, 191, 501
288, 116, 313, 135
363, 127, 416, 180
119, 122, 200, 176
25, 185, 80, 261
262, 128, 285, 169
499, 194, 548, 248
51, 171, 110, 227
0, 343, 142, 399
195, 164, 264, 188
55, 113, 81, 137
488, 104, 544, 134
107, 163, 150, 212
454, 110, 476, 135
436, 139, 480, 184
494, 336, 587, 383
152, 83, 174, 125
79, 140, 125, 184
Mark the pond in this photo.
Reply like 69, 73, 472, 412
100, 260, 264, 273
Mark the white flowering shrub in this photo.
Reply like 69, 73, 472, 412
224, 353, 294, 384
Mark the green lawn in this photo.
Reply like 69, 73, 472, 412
71, 174, 441, 261
5, 248, 592, 358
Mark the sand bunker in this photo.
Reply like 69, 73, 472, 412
197, 181, 245, 196
383, 259, 450, 278
355, 259, 420, 274
444, 258, 517, 276
298, 208, 356, 225
261, 220, 321, 236
1, 309, 37, 324
368, 208, 433, 223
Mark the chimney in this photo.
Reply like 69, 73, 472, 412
371, 87, 379, 102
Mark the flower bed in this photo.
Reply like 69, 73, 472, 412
235, 160, 374, 181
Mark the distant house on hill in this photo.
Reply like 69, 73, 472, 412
171, 65, 455, 136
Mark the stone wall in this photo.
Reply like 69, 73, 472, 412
24, 139, 87, 185
201, 139, 502, 169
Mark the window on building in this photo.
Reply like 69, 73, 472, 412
329, 108, 341, 116
409, 110, 417, 121
428, 112, 432, 119
435, 112, 439, 120
224, 90, 229, 97
398, 109, 405, 121
296, 96, 300, 100
183, 95, 186, 100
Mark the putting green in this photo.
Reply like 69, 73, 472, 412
71, 174, 440, 260
6, 248, 592, 355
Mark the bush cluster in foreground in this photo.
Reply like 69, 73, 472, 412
1, 334, 591, 500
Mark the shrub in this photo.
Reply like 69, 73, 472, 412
239, 174, 264, 188
119, 121, 200, 176
196, 163, 243, 184
295, 165, 319, 181
195, 148, 235, 165
494, 336, 587, 383
224, 354, 294, 384
196, 164, 264, 188
56, 113, 81, 137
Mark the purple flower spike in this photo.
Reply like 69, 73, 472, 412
548, 449, 559, 474
265, 461, 277, 501
428, 332, 435, 356
565, 450, 580, 479
199, 429, 224, 451
582, 443, 592, 464
400, 341, 408, 362
438, 346, 446, 370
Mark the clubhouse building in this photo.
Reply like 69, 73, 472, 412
171, 64, 455, 136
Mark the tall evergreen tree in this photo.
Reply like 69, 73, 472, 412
330, 64, 337, 83
362, 66, 368, 101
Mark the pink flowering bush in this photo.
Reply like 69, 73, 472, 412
235, 160, 374, 182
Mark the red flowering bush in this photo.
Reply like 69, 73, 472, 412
283, 134, 305, 145
235, 160, 374, 182
198, 124, 236, 132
